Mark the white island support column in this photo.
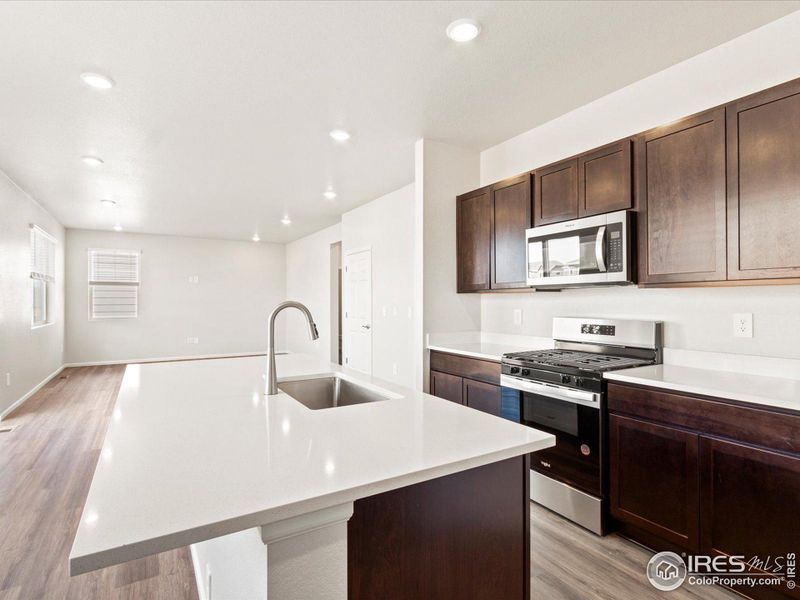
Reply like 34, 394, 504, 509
260, 502, 354, 600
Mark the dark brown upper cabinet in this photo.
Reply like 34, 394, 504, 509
534, 157, 578, 226
637, 107, 727, 284
578, 139, 633, 217
456, 187, 492, 292
727, 78, 800, 281
491, 174, 532, 289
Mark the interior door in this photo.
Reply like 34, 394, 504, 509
343, 248, 372, 374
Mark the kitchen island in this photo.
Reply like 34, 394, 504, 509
69, 353, 554, 599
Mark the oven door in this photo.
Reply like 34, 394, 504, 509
526, 210, 630, 288
500, 375, 602, 497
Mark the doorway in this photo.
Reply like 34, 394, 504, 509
343, 247, 372, 374
330, 242, 342, 365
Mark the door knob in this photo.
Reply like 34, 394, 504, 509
361, 324, 371, 329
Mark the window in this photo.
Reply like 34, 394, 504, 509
88, 248, 140, 319
30, 225, 56, 327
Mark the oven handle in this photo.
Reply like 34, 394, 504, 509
595, 226, 607, 273
500, 375, 601, 408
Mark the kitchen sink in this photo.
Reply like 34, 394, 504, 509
278, 374, 395, 410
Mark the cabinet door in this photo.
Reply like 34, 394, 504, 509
534, 158, 578, 225
462, 378, 502, 416
578, 139, 632, 217
430, 370, 463, 404
456, 187, 492, 292
700, 437, 800, 572
609, 414, 699, 551
727, 79, 800, 280
491, 174, 532, 289
637, 108, 727, 284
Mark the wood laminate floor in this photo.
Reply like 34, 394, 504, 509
0, 364, 737, 600
0, 366, 197, 600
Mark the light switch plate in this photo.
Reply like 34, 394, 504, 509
5, 373, 10, 387
733, 313, 753, 338
513, 309, 523, 326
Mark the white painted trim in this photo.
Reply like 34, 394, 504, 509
189, 545, 208, 600
0, 365, 64, 421
61, 350, 291, 368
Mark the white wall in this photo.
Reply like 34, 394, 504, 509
481, 11, 800, 184
65, 229, 286, 365
342, 184, 415, 387
415, 140, 481, 390
0, 171, 65, 418
479, 12, 800, 360
285, 223, 342, 361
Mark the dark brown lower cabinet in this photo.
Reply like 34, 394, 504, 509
609, 414, 699, 551
463, 378, 502, 416
430, 370, 463, 404
609, 383, 800, 599
429, 351, 503, 417
349, 455, 530, 600
700, 437, 800, 600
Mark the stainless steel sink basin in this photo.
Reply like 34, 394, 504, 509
278, 375, 395, 410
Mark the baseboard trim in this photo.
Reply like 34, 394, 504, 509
63, 351, 269, 368
0, 365, 65, 421
189, 544, 208, 600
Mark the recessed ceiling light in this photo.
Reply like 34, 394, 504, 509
100, 198, 116, 206
112, 224, 123, 232
446, 18, 481, 42
82, 155, 104, 167
281, 216, 292, 226
80, 72, 115, 90
252, 233, 261, 242
323, 190, 337, 200
329, 129, 351, 142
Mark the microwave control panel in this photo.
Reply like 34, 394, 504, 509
607, 222, 624, 272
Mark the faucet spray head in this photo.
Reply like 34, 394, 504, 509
310, 322, 320, 340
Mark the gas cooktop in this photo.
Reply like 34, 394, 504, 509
502, 349, 653, 374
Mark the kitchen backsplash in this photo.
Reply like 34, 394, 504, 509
481, 284, 800, 360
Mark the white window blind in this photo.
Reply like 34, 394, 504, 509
88, 249, 140, 319
30, 225, 56, 327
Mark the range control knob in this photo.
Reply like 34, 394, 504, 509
509, 367, 520, 375
521, 369, 530, 377
561, 374, 572, 385
575, 377, 584, 388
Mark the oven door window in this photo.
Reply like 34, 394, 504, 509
523, 394, 578, 437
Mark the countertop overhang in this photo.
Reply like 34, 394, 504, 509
69, 354, 554, 575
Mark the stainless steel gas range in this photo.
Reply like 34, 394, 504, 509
500, 317, 662, 535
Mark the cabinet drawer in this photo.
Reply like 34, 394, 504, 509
608, 382, 800, 455
429, 351, 501, 386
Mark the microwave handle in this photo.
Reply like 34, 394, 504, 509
595, 226, 607, 272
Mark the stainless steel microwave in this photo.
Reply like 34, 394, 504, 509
526, 210, 633, 289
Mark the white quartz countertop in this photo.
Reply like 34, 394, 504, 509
70, 354, 554, 575
605, 364, 800, 413
427, 337, 553, 362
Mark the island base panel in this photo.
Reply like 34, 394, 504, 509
348, 455, 530, 600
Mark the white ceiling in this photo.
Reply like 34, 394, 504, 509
1, 1, 797, 243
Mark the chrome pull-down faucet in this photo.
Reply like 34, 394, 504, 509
265, 301, 319, 395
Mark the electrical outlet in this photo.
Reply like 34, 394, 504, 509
381, 306, 387, 317
513, 309, 523, 326
733, 313, 753, 338
188, 275, 199, 284
392, 363, 398, 376
5, 373, 10, 387
186, 336, 199, 344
